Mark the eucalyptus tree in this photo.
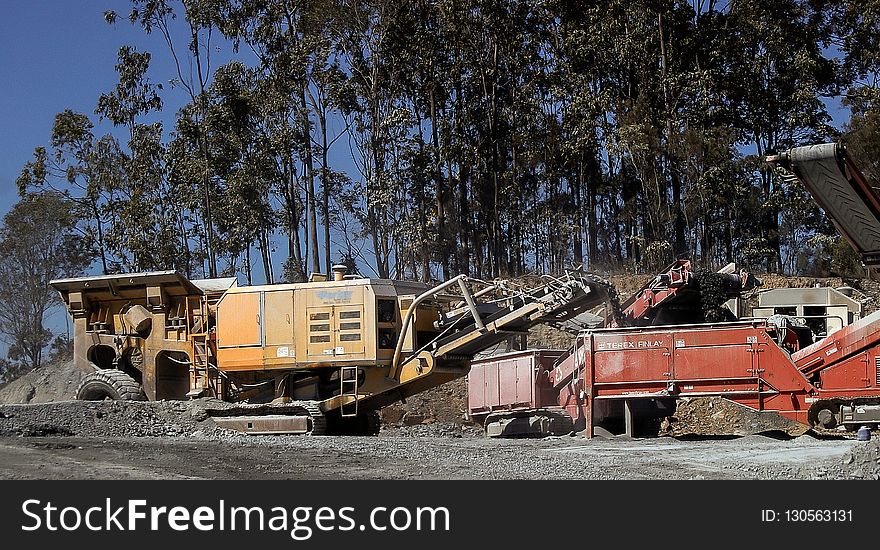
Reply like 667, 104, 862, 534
0, 193, 92, 372
107, 0, 223, 277
202, 61, 279, 283
212, 0, 359, 279
333, 0, 407, 279
725, 0, 839, 271
16, 111, 124, 274
830, 0, 880, 180
95, 46, 194, 273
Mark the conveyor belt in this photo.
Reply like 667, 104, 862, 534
430, 274, 614, 359
773, 142, 880, 266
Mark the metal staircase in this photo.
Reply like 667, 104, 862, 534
187, 294, 215, 398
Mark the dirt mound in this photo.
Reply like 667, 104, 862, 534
660, 397, 811, 438
380, 377, 469, 427
0, 360, 83, 405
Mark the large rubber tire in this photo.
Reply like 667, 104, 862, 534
76, 369, 146, 401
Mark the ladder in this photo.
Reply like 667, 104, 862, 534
187, 295, 214, 398
340, 366, 359, 417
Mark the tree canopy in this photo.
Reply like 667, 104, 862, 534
15, 0, 880, 289
0, 193, 90, 379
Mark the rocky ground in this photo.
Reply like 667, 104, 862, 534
0, 399, 878, 480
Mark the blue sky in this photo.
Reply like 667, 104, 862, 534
0, 1, 202, 345
0, 1, 360, 347
0, 1, 360, 277
1, 2, 159, 211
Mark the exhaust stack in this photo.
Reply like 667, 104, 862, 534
332, 264, 347, 281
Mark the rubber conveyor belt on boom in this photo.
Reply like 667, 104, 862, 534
770, 142, 880, 267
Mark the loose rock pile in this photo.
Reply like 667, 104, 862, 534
838, 436, 880, 480
0, 400, 223, 438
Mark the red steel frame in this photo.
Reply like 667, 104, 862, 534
613, 260, 694, 327
544, 312, 880, 436
468, 349, 566, 424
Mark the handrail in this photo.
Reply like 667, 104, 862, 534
389, 274, 484, 379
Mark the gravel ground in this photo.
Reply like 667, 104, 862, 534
0, 400, 222, 438
1, 400, 878, 480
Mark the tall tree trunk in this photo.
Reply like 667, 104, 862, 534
756, 138, 780, 272
92, 200, 109, 274
573, 158, 584, 267
260, 228, 273, 284
244, 245, 253, 286
416, 119, 431, 281
585, 149, 600, 265
188, 25, 217, 279
658, 12, 686, 257
301, 84, 320, 275
428, 86, 448, 280
319, 108, 332, 275
285, 160, 304, 281
459, 164, 471, 276
200, 161, 214, 276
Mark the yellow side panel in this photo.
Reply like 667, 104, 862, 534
263, 346, 295, 368
217, 346, 265, 371
217, 292, 261, 347
264, 290, 294, 345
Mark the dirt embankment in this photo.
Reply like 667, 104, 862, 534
0, 360, 84, 405
608, 271, 880, 313
755, 273, 880, 314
